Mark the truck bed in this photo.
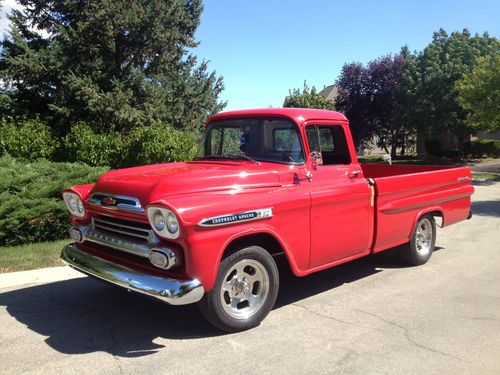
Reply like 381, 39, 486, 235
361, 164, 474, 252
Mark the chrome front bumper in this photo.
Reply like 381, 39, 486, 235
61, 244, 204, 305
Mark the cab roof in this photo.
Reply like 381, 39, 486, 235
207, 108, 348, 126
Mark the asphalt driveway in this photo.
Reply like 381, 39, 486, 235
0, 181, 499, 375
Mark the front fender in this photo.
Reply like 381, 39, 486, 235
183, 221, 308, 292
156, 187, 311, 292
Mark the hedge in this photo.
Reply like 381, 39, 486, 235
0, 118, 198, 168
464, 139, 500, 158
63, 122, 126, 167
0, 156, 108, 246
123, 124, 197, 167
0, 118, 58, 161
0, 118, 198, 246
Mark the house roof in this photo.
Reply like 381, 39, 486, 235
319, 85, 339, 102
207, 108, 348, 126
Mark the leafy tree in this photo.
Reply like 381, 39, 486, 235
0, 0, 225, 133
334, 62, 372, 147
366, 51, 409, 156
400, 29, 499, 154
456, 54, 500, 132
335, 49, 409, 155
283, 82, 335, 110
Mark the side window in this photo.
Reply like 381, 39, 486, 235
306, 126, 319, 152
319, 127, 335, 151
306, 125, 351, 165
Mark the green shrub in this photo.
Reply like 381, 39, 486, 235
464, 139, 500, 158
122, 124, 197, 167
0, 156, 108, 246
0, 118, 58, 161
63, 122, 125, 167
62, 122, 197, 167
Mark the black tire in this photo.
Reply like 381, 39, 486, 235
198, 246, 279, 332
403, 214, 436, 266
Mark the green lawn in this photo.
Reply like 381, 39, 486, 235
472, 172, 500, 182
0, 239, 70, 273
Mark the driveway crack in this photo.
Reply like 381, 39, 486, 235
355, 309, 468, 362
292, 303, 382, 331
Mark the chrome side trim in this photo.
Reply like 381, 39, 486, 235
198, 208, 273, 227
87, 192, 144, 213
61, 244, 204, 305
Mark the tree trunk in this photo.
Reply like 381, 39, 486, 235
417, 125, 427, 157
390, 135, 397, 158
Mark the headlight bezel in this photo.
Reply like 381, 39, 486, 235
147, 206, 180, 239
63, 192, 86, 218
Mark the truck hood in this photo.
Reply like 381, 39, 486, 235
91, 161, 282, 205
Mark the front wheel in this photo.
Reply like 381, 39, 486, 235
198, 246, 279, 332
403, 214, 436, 266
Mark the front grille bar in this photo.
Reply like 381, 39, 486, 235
74, 215, 160, 258
93, 217, 150, 241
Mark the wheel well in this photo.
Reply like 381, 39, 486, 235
426, 210, 444, 227
222, 233, 285, 260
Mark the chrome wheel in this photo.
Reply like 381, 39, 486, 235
220, 258, 270, 320
415, 217, 433, 255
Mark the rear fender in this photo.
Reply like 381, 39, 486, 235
412, 207, 444, 234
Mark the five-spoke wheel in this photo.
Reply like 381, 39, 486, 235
220, 259, 270, 320
198, 245, 279, 332
404, 214, 436, 265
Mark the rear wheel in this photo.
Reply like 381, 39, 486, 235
198, 246, 279, 332
404, 214, 436, 265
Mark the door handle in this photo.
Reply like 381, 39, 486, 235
347, 170, 361, 178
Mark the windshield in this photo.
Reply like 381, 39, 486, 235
196, 118, 305, 164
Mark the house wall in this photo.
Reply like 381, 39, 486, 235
476, 130, 500, 141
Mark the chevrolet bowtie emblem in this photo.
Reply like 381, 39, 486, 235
102, 197, 117, 206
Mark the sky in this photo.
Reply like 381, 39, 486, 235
1, 0, 499, 111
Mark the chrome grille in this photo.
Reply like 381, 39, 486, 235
92, 216, 151, 243
87, 193, 144, 212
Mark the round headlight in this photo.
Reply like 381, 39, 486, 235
166, 212, 179, 234
63, 192, 86, 218
69, 195, 78, 212
147, 206, 180, 239
77, 199, 84, 214
153, 210, 166, 231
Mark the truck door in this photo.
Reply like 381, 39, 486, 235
305, 123, 373, 268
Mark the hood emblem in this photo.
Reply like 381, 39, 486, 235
87, 193, 144, 212
102, 197, 117, 206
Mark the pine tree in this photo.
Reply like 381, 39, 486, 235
0, 0, 225, 133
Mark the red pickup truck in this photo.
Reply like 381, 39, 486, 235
61, 108, 474, 332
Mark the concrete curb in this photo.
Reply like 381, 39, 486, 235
0, 266, 85, 290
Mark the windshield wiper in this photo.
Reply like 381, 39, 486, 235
193, 155, 261, 165
192, 156, 227, 161
227, 155, 261, 164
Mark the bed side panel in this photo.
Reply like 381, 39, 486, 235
369, 166, 473, 253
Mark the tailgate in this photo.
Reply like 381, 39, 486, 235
361, 164, 474, 253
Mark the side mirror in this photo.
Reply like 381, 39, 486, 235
309, 151, 323, 167
306, 151, 322, 181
